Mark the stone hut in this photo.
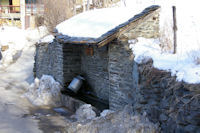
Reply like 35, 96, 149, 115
34, 5, 200, 132
34, 5, 160, 110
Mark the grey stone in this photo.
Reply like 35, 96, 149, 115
175, 125, 186, 133
159, 114, 168, 122
184, 124, 198, 133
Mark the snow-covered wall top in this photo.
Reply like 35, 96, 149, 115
55, 5, 160, 45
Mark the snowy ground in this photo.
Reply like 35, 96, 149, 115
0, 45, 42, 133
0, 27, 42, 132
130, 38, 200, 84
0, 26, 68, 133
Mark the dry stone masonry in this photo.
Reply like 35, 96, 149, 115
34, 39, 63, 86
133, 60, 200, 133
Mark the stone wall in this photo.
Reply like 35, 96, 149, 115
62, 44, 110, 101
34, 40, 63, 85
133, 60, 200, 133
108, 41, 135, 110
108, 10, 159, 110
63, 44, 81, 85
81, 45, 109, 101
121, 10, 159, 40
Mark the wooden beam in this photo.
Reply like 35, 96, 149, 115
173, 6, 177, 54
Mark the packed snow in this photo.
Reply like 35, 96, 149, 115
0, 26, 48, 67
0, 26, 63, 107
25, 75, 62, 106
74, 104, 96, 121
56, 7, 143, 38
38, 35, 55, 43
130, 38, 200, 84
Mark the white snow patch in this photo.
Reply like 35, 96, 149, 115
25, 26, 49, 42
25, 75, 62, 106
56, 7, 142, 38
0, 26, 48, 67
38, 35, 55, 43
130, 38, 200, 84
0, 26, 26, 49
75, 104, 96, 121
100, 109, 114, 117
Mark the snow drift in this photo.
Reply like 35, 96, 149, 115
25, 75, 62, 106
75, 104, 96, 121
0, 26, 48, 67
130, 38, 200, 84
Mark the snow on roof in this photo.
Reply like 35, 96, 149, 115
56, 7, 144, 39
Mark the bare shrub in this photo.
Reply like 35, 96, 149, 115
42, 0, 75, 32
92, 0, 120, 8
35, 15, 44, 27
187, 50, 200, 65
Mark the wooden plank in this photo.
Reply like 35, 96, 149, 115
97, 33, 118, 47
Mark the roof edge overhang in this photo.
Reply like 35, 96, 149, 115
55, 5, 160, 48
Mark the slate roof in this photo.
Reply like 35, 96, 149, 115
55, 5, 160, 47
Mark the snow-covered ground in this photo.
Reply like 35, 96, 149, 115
0, 26, 48, 133
130, 38, 200, 84
125, 0, 200, 84
0, 26, 48, 67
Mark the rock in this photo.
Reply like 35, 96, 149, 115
184, 124, 198, 133
67, 105, 160, 133
165, 118, 176, 133
159, 113, 168, 122
75, 104, 96, 121
100, 110, 114, 117
185, 112, 200, 125
176, 111, 188, 126
175, 125, 185, 133
160, 99, 170, 109
1, 45, 9, 51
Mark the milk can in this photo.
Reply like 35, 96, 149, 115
67, 75, 84, 93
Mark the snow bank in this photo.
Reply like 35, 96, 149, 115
0, 26, 48, 67
56, 7, 142, 38
25, 75, 62, 106
25, 26, 49, 42
0, 26, 26, 49
130, 38, 200, 84
38, 35, 54, 43
75, 104, 96, 121
0, 26, 26, 66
